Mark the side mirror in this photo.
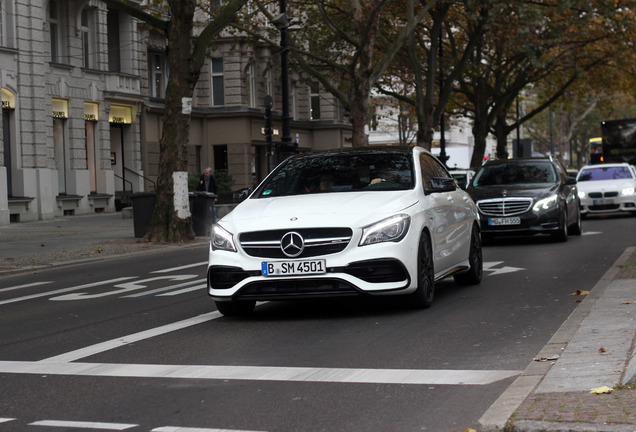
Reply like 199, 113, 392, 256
426, 177, 457, 195
565, 176, 577, 185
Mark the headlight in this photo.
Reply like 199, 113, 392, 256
533, 195, 558, 212
621, 187, 635, 196
211, 225, 236, 252
578, 190, 586, 199
360, 214, 411, 246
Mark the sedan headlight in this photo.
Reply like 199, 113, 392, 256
621, 187, 635, 196
533, 195, 558, 212
578, 190, 586, 199
360, 214, 411, 246
211, 225, 236, 252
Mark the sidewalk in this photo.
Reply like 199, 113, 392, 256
0, 213, 634, 431
481, 247, 636, 432
0, 212, 207, 273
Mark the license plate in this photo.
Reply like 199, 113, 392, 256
262, 260, 326, 276
489, 217, 521, 226
593, 199, 613, 205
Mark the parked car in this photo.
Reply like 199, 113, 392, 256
576, 163, 636, 217
207, 146, 483, 316
449, 168, 476, 190
466, 157, 582, 242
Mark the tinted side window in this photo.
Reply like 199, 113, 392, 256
419, 154, 448, 189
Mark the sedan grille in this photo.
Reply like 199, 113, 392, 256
239, 228, 353, 258
477, 197, 533, 216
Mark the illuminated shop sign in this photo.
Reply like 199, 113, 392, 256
109, 104, 134, 124
1, 88, 15, 109
52, 99, 69, 119
84, 102, 99, 121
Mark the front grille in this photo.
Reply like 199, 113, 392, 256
588, 191, 618, 199
239, 228, 353, 258
477, 198, 533, 216
235, 278, 360, 300
590, 204, 620, 211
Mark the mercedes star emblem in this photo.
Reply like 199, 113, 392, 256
280, 231, 304, 257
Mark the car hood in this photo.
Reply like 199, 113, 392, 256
467, 184, 559, 202
219, 191, 418, 231
577, 179, 635, 192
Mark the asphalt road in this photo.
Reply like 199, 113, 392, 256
0, 214, 634, 432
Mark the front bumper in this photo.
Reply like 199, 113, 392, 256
207, 242, 418, 301
580, 196, 636, 215
478, 207, 562, 236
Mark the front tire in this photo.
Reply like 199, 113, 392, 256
568, 206, 582, 236
215, 300, 256, 316
552, 209, 568, 242
454, 224, 483, 285
406, 231, 435, 309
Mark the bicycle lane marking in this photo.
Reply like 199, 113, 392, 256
0, 277, 136, 306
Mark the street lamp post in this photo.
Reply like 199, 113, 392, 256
272, 0, 297, 165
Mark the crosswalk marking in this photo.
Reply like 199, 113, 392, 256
0, 360, 520, 386
29, 420, 137, 430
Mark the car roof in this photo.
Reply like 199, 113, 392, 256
579, 163, 631, 169
482, 157, 552, 165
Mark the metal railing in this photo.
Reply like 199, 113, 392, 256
124, 167, 156, 190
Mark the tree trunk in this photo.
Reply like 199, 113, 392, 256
146, 0, 197, 242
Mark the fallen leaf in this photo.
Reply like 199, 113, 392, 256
533, 355, 560, 362
571, 290, 590, 296
464, 429, 477, 432
590, 386, 613, 394
623, 301, 632, 304
599, 347, 607, 353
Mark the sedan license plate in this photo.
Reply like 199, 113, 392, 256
262, 260, 326, 276
489, 217, 521, 226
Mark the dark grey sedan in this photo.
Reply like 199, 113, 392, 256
467, 157, 582, 242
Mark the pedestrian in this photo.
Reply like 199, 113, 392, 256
197, 167, 218, 194
197, 167, 218, 222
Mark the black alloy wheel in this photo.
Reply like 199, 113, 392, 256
407, 231, 435, 309
552, 208, 569, 242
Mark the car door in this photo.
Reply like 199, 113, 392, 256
419, 153, 472, 276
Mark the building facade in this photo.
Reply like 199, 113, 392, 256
0, 0, 351, 225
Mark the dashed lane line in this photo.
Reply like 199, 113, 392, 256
28, 420, 137, 430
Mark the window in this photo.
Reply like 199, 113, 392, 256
210, 57, 224, 106
149, 50, 168, 99
80, 7, 96, 69
310, 82, 320, 120
107, 8, 121, 72
246, 62, 256, 108
0, 0, 16, 48
419, 153, 448, 190
49, 0, 67, 63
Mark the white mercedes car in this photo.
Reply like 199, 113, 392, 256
576, 163, 636, 217
207, 146, 482, 316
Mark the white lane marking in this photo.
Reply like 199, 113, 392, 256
0, 281, 52, 293
0, 418, 15, 424
157, 283, 206, 296
153, 427, 266, 432
153, 262, 208, 273
483, 261, 525, 276
124, 279, 206, 298
28, 419, 137, 430
0, 278, 136, 306
38, 312, 223, 363
0, 361, 520, 386
582, 231, 602, 236
50, 275, 198, 301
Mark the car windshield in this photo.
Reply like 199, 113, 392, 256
577, 166, 634, 181
256, 152, 414, 198
472, 161, 557, 187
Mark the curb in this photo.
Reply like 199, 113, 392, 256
478, 247, 636, 432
